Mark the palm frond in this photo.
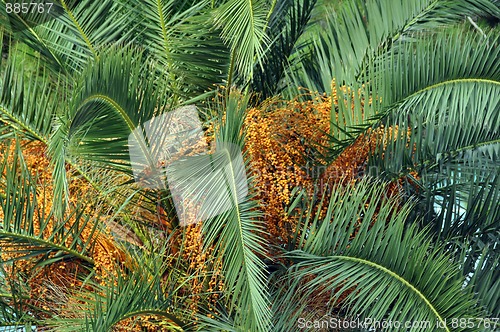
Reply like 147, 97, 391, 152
137, 0, 229, 98
341, 28, 499, 317
324, 26, 498, 156
166, 91, 271, 331
0, 140, 96, 266
0, 44, 60, 142
250, 0, 318, 100
273, 179, 486, 332
288, 0, 499, 95
465, 246, 500, 317
0, 263, 41, 328
46, 244, 191, 332
63, 48, 160, 168
214, 0, 270, 87
1, 0, 135, 74
401, 172, 500, 316
47, 47, 171, 217
361, 29, 499, 258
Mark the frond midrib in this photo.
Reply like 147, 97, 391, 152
0, 3, 66, 72
405, 78, 500, 102
393, 0, 440, 42
222, 146, 269, 328
156, 0, 171, 61
60, 0, 97, 56
332, 77, 500, 164
332, 254, 449, 331
0, 104, 48, 143
356, 0, 441, 79
80, 94, 155, 169
0, 231, 94, 264
421, 138, 500, 168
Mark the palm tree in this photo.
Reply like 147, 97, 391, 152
0, 0, 498, 331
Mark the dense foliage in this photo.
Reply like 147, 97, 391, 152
0, 0, 499, 331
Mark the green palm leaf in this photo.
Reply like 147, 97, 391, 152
250, 0, 318, 99
369, 29, 499, 173
214, 0, 270, 87
0, 34, 145, 237
1, 0, 135, 74
466, 246, 500, 317
0, 140, 96, 266
288, 0, 499, 96
46, 245, 191, 332
47, 47, 169, 217
273, 179, 486, 332
364, 29, 499, 265
0, 44, 59, 142
137, 0, 229, 98
166, 92, 271, 331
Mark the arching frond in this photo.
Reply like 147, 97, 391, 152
288, 0, 499, 95
167, 92, 271, 331
273, 179, 486, 332
45, 244, 192, 332
1, 0, 135, 74
47, 47, 172, 217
